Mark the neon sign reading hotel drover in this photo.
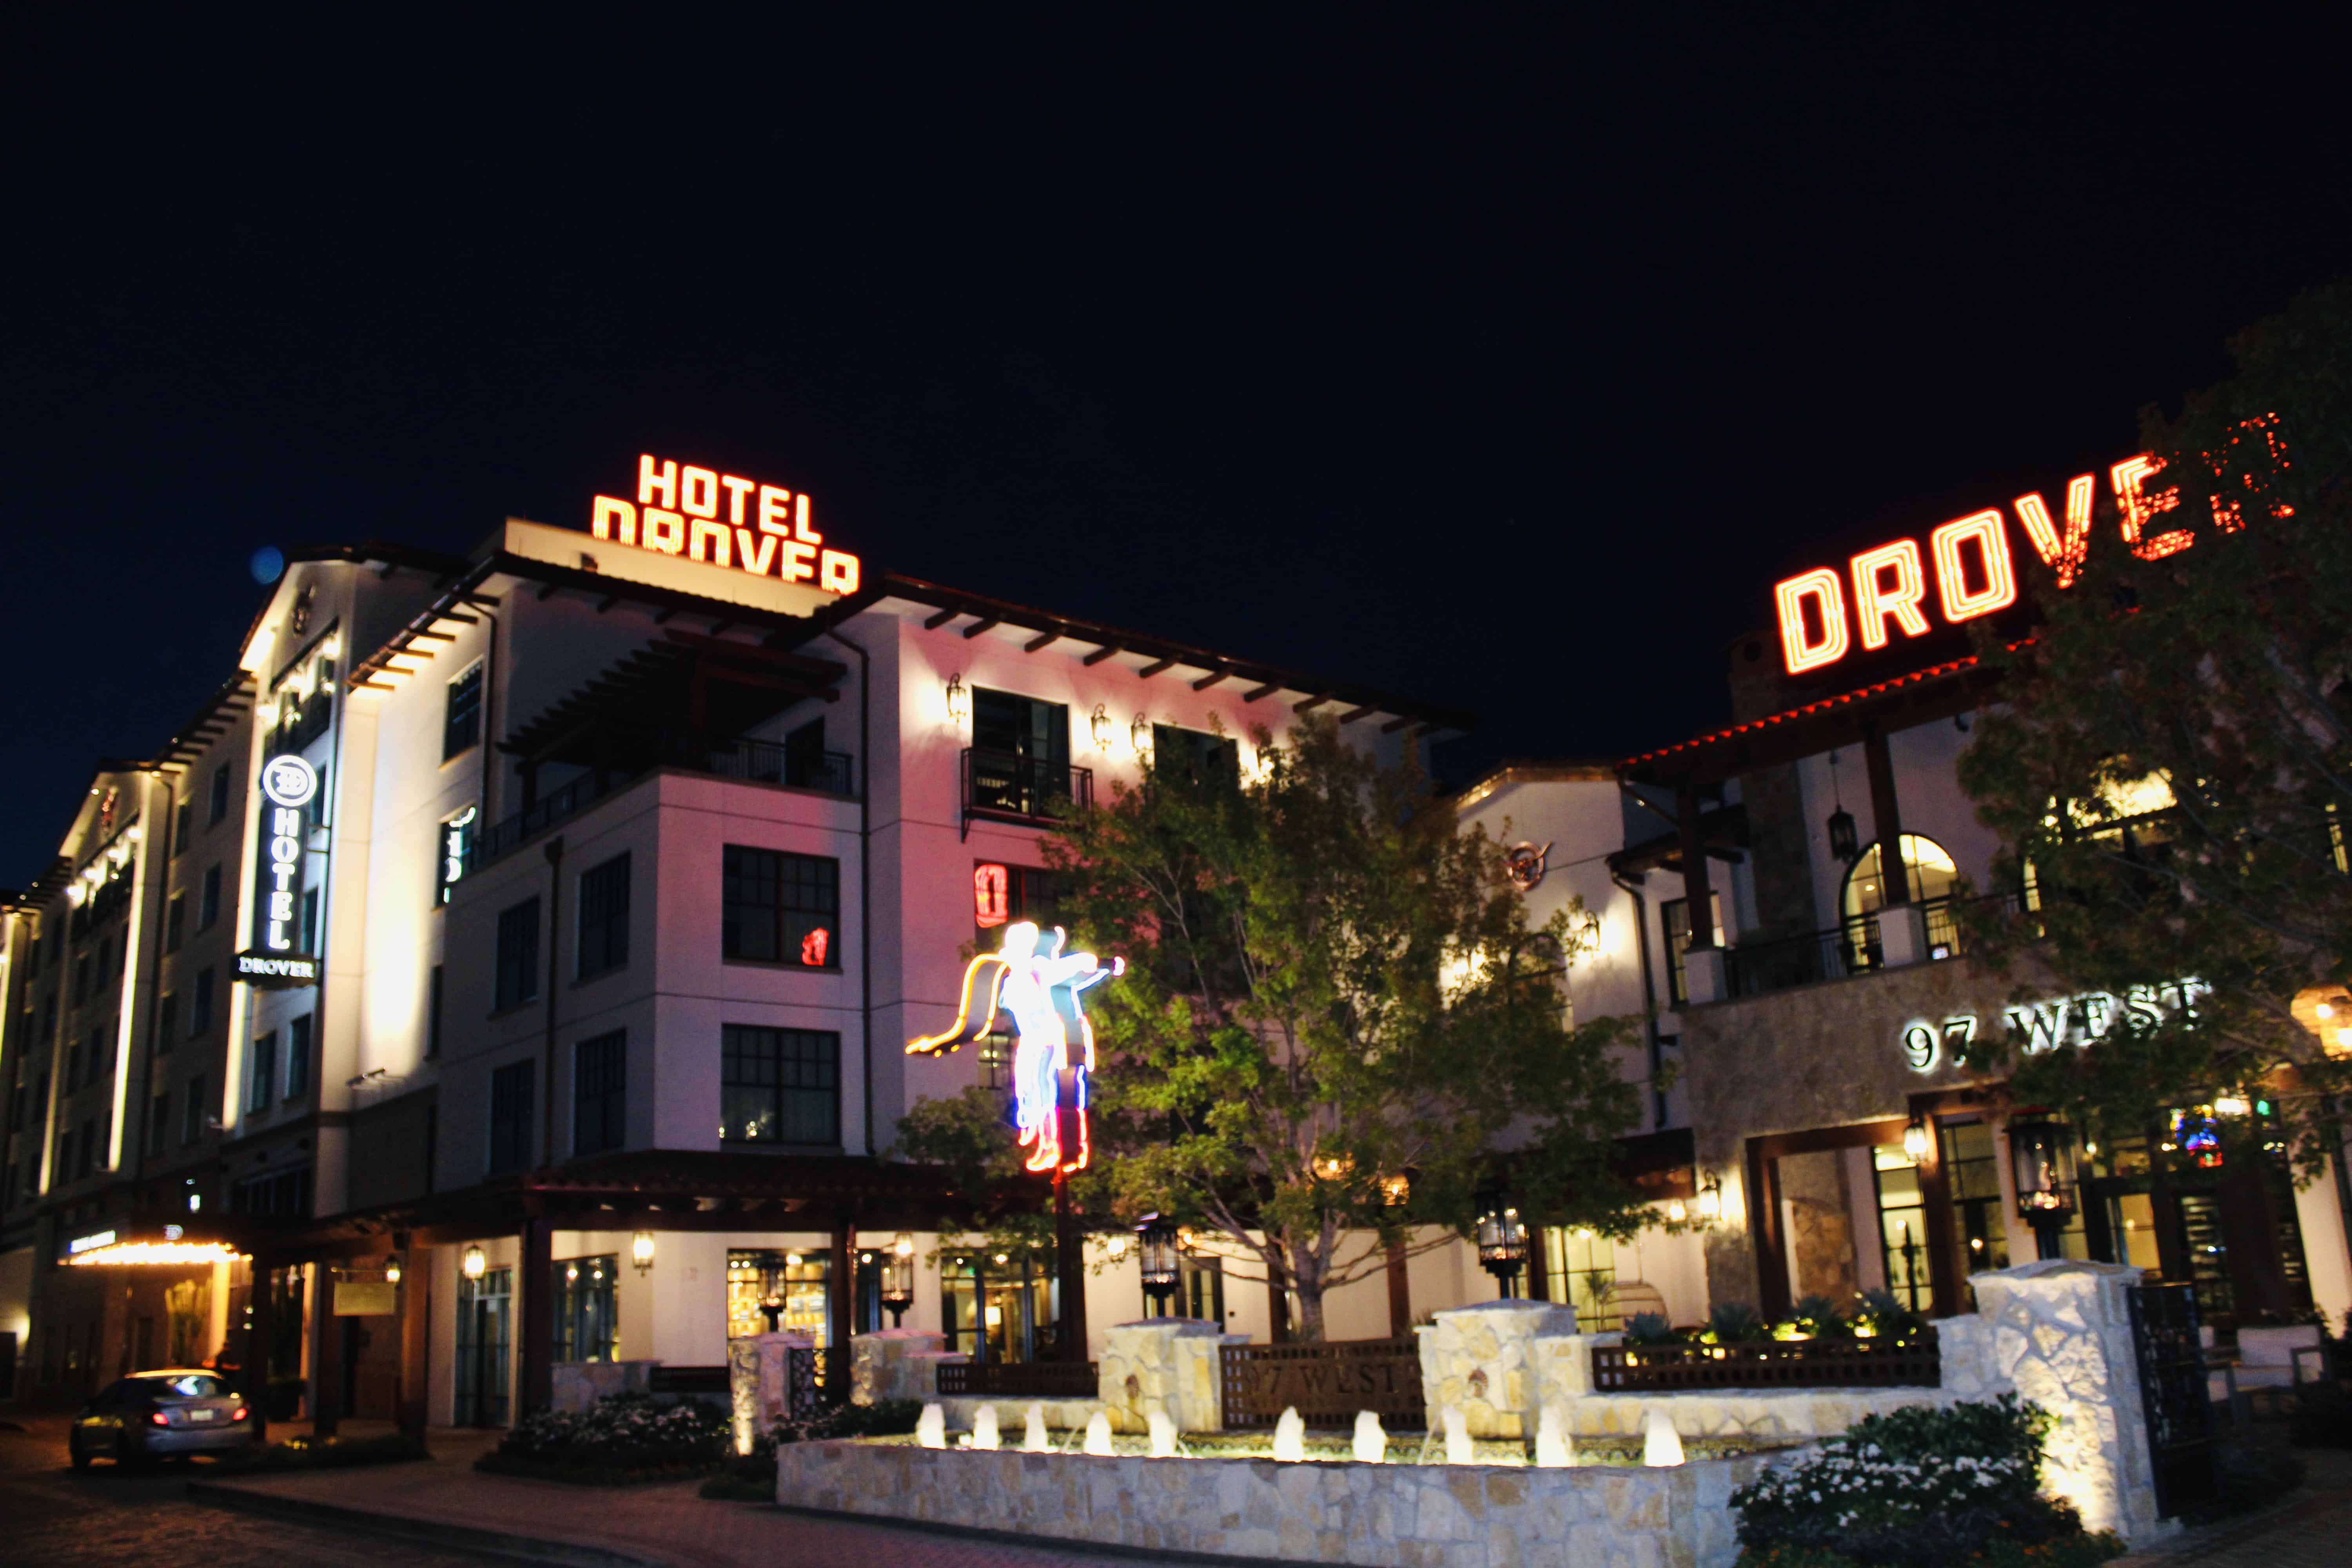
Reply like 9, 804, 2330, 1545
588, 454, 861, 596
1773, 417, 2292, 677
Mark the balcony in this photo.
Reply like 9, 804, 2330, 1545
1715, 894, 2026, 1002
468, 734, 855, 873
961, 748, 1093, 839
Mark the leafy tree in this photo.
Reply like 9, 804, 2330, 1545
900, 716, 1646, 1341
1956, 280, 2352, 1172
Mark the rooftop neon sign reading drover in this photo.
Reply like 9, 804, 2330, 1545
907, 921, 1123, 1174
588, 453, 861, 596
1773, 417, 2292, 676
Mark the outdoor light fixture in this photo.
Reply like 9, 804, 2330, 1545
1474, 1190, 1530, 1296
1136, 1214, 1182, 1317
1131, 712, 1151, 754
1827, 806, 1859, 861
461, 1244, 486, 1282
945, 673, 968, 724
1666, 1198, 1688, 1224
1091, 704, 1112, 750
759, 1292, 786, 1332
1903, 1114, 1931, 1162
1380, 1172, 1411, 1209
881, 1232, 915, 1326
2007, 1120, 2076, 1259
385, 1258, 402, 1286
632, 1230, 656, 1274
1694, 1174, 1724, 1223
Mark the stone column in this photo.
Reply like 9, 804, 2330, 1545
1967, 1259, 2175, 1548
396, 1244, 432, 1441
850, 1327, 946, 1405
1419, 1299, 1578, 1439
1098, 1318, 1241, 1433
727, 1329, 813, 1454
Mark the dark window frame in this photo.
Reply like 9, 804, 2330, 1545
494, 898, 541, 1012
444, 662, 485, 761
488, 1059, 534, 1174
719, 1025, 841, 1147
573, 1031, 627, 1157
576, 854, 631, 980
721, 846, 840, 968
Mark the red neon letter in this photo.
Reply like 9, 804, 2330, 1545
800, 927, 830, 967
687, 517, 731, 567
794, 493, 822, 545
590, 495, 636, 546
1929, 509, 2017, 623
1849, 540, 1931, 650
641, 507, 685, 555
636, 455, 677, 509
974, 863, 1009, 928
720, 474, 757, 524
1775, 568, 1849, 674
819, 550, 859, 595
681, 466, 719, 519
2013, 475, 2095, 588
733, 528, 779, 576
2112, 456, 2193, 561
758, 485, 793, 535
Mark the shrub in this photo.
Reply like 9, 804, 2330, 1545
700, 1398, 926, 1500
1851, 1288, 1927, 1345
1778, 1295, 1853, 1341
489, 1392, 730, 1477
1624, 1312, 1677, 1346
1730, 1395, 2120, 1568
1704, 1302, 1771, 1345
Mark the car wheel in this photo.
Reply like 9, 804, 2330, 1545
69, 1439, 91, 1472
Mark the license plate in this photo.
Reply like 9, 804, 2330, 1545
188, 1408, 218, 1423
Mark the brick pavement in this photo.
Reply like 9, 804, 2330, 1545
2112, 1448, 2352, 1568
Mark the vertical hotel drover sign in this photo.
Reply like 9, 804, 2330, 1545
237, 754, 321, 988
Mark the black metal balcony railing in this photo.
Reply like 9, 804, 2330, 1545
961, 748, 1093, 837
467, 737, 857, 873
1718, 893, 2033, 1001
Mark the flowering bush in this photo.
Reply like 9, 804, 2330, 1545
493, 1393, 731, 1474
1731, 1396, 2120, 1567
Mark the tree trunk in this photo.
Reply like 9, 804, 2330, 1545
1289, 1238, 1329, 1343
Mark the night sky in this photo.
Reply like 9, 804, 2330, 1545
4, 9, 2347, 884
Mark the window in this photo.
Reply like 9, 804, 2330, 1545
165, 895, 185, 953
79, 1116, 97, 1178
722, 847, 838, 967
148, 1093, 169, 1157
978, 1032, 1013, 1090
156, 994, 177, 1055
427, 964, 445, 1058
553, 1255, 619, 1362
1841, 833, 1960, 965
970, 688, 1073, 818
173, 797, 192, 857
1659, 893, 1722, 1008
573, 1031, 627, 1156
300, 887, 320, 955
181, 1077, 206, 1145
209, 764, 232, 825
199, 864, 221, 931
191, 969, 215, 1036
248, 1031, 278, 1113
444, 662, 484, 760
720, 1025, 840, 1145
576, 854, 631, 979
495, 898, 541, 1011
1151, 724, 1239, 788
488, 1060, 534, 1173
972, 862, 1055, 938
73, 954, 89, 1004
285, 1015, 312, 1100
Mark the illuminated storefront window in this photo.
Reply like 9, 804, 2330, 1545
727, 1250, 831, 1345
554, 1255, 618, 1363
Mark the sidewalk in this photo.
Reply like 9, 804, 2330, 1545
187, 1427, 1150, 1568
2111, 1447, 2352, 1568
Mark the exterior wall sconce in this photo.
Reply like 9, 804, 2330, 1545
1693, 1174, 1723, 1223
1131, 713, 1151, 755
384, 1257, 402, 1286
881, 1233, 915, 1326
1379, 1172, 1411, 1209
1474, 1189, 1530, 1295
1666, 1198, 1688, 1224
2008, 1120, 2076, 1258
1136, 1214, 1181, 1317
631, 1230, 656, 1274
461, 1244, 486, 1282
1903, 1114, 1931, 1162
1090, 704, 1112, 750
945, 673, 968, 725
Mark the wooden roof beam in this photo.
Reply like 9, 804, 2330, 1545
536, 583, 562, 601
1191, 670, 1229, 692
1380, 715, 1423, 735
430, 612, 481, 626
1242, 682, 1282, 703
1138, 656, 1179, 679
1338, 705, 1377, 725
961, 616, 1002, 640
1294, 694, 1334, 713
1023, 629, 1062, 653
1082, 644, 1121, 666
923, 608, 960, 630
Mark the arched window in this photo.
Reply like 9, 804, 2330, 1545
1842, 833, 1959, 922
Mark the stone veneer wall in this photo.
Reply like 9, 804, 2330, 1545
777, 1440, 1779, 1568
1419, 1299, 1579, 1438
1098, 1318, 1244, 1433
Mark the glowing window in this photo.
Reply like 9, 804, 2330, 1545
1841, 833, 1960, 922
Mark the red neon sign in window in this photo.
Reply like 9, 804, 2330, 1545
800, 927, 830, 967
973, 863, 1009, 928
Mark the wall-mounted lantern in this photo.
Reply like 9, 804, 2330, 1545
384, 1257, 403, 1287
1903, 1114, 1931, 1162
882, 1233, 915, 1326
2008, 1120, 2075, 1259
945, 673, 969, 726
632, 1230, 657, 1275
1131, 713, 1151, 755
1693, 1174, 1724, 1223
1090, 704, 1112, 750
461, 1244, 486, 1282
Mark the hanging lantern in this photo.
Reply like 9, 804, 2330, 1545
2008, 1120, 2076, 1259
384, 1257, 403, 1286
1137, 1214, 1182, 1316
881, 1233, 915, 1326
1827, 806, 1859, 862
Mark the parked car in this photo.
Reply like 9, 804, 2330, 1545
69, 1370, 254, 1468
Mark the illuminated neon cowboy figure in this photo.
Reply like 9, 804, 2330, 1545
908, 921, 1123, 1174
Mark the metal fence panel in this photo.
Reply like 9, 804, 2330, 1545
1219, 1338, 1426, 1431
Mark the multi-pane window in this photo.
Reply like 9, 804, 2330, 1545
285, 1015, 312, 1100
1151, 724, 1240, 788
181, 1077, 206, 1145
972, 862, 1055, 939
209, 764, 232, 825
148, 1093, 170, 1157
173, 797, 192, 856
573, 1031, 627, 1156
577, 854, 631, 979
444, 663, 484, 760
553, 1254, 619, 1362
199, 864, 222, 930
248, 1031, 278, 1114
720, 1025, 840, 1146
191, 968, 215, 1035
970, 688, 1072, 818
165, 895, 185, 953
495, 898, 541, 1011
427, 964, 445, 1058
157, 994, 177, 1054
721, 847, 838, 967
488, 1060, 534, 1173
